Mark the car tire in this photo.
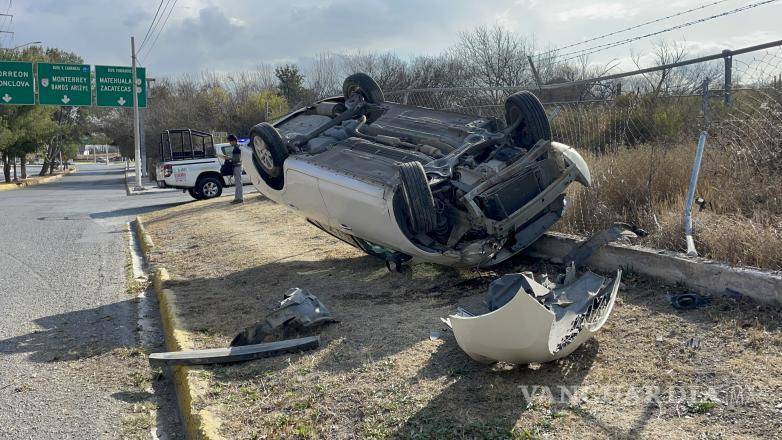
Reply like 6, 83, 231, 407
197, 176, 222, 199
343, 73, 385, 123
504, 91, 551, 149
187, 188, 204, 200
398, 162, 437, 234
250, 122, 287, 190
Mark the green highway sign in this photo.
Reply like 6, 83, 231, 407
37, 63, 92, 106
0, 61, 35, 105
95, 65, 146, 108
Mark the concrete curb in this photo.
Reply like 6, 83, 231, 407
135, 220, 155, 256
135, 217, 224, 440
527, 232, 782, 306
0, 167, 74, 192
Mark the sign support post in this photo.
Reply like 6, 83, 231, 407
131, 36, 143, 189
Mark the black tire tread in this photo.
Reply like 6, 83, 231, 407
398, 162, 437, 234
504, 91, 551, 148
197, 176, 222, 199
343, 72, 384, 104
250, 122, 287, 190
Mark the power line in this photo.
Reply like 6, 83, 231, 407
139, 0, 178, 63
139, 0, 173, 56
139, 0, 166, 51
0, 1, 12, 48
556, 0, 780, 63
539, 0, 734, 57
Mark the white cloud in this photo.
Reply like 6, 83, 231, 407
9, 0, 782, 76
556, 3, 640, 22
228, 17, 246, 27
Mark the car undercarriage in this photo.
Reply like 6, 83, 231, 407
244, 73, 591, 268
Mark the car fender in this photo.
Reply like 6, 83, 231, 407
550, 142, 591, 187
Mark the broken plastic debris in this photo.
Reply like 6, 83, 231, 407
445, 269, 621, 364
231, 288, 337, 346
149, 336, 320, 366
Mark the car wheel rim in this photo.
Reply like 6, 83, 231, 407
203, 182, 218, 197
253, 135, 275, 172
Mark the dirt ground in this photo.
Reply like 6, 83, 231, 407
141, 192, 782, 440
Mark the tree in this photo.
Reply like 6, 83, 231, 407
449, 25, 536, 90
12, 106, 58, 178
0, 116, 16, 182
275, 64, 306, 107
306, 52, 342, 99
342, 51, 409, 91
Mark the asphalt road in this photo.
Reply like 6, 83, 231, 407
0, 164, 190, 439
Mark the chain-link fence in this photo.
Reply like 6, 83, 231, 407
386, 42, 782, 269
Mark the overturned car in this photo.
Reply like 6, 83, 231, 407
243, 73, 591, 268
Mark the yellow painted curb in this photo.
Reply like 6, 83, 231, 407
0, 168, 74, 192
134, 218, 155, 256
136, 216, 223, 440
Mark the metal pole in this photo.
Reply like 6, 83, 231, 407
683, 80, 712, 257
131, 36, 143, 189
527, 55, 543, 90
139, 107, 146, 176
684, 132, 708, 257
141, 77, 155, 178
723, 50, 732, 105
389, 39, 782, 95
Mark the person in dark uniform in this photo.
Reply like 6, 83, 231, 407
228, 134, 243, 204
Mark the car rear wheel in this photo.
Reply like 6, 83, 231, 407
398, 162, 437, 234
504, 91, 551, 149
250, 122, 287, 190
343, 73, 384, 123
197, 176, 222, 199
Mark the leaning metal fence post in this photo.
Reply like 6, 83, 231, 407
547, 106, 562, 123
684, 132, 707, 257
683, 80, 711, 257
723, 49, 733, 105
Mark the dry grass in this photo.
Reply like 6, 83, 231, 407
557, 142, 782, 270
142, 194, 782, 439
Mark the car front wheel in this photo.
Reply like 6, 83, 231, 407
504, 91, 551, 149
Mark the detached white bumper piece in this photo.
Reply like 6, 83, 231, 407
445, 270, 621, 364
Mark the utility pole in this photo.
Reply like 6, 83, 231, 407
131, 36, 143, 189
139, 105, 146, 174
139, 77, 155, 178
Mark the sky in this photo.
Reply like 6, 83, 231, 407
4, 0, 782, 78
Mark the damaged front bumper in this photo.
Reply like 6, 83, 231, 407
444, 269, 621, 364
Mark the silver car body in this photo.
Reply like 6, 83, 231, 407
243, 97, 591, 267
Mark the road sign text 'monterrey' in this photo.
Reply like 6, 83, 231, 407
38, 63, 91, 106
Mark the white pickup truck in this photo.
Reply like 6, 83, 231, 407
155, 129, 250, 200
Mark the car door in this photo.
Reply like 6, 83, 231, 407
317, 177, 401, 248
